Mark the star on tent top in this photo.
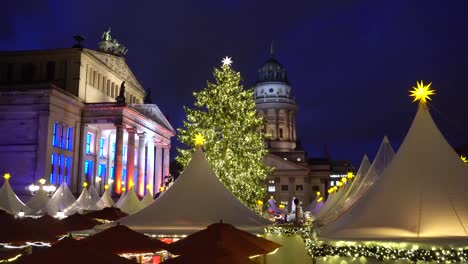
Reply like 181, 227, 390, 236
221, 56, 233, 67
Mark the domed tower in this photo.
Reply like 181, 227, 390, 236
254, 47, 297, 152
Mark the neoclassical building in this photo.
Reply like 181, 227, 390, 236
0, 35, 175, 197
253, 50, 352, 209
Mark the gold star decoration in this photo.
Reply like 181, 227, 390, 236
221, 56, 233, 67
83, 182, 88, 187
39, 178, 46, 185
3, 173, 10, 180
104, 184, 109, 190
193, 133, 205, 147
409, 80, 436, 104
347, 172, 354, 179
461, 155, 468, 164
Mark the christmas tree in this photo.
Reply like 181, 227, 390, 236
177, 57, 273, 210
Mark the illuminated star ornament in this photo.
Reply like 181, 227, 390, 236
3, 173, 11, 180
461, 155, 468, 164
221, 56, 233, 67
193, 133, 205, 147
409, 80, 436, 104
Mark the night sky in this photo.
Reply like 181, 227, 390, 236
2, 0, 468, 166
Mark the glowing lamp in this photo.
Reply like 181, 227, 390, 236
56, 211, 65, 219
83, 182, 88, 187
409, 80, 435, 104
104, 184, 109, 190
28, 184, 40, 192
193, 133, 205, 147
39, 178, 46, 185
18, 210, 25, 217
95, 177, 102, 182
3, 173, 11, 180
278, 204, 285, 209
317, 197, 324, 202
316, 191, 321, 196
257, 200, 263, 205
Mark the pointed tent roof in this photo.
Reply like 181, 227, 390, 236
116, 188, 142, 214
46, 182, 76, 216
88, 186, 103, 207
99, 189, 115, 208
0, 177, 30, 215
103, 148, 271, 234
26, 187, 49, 215
68, 187, 103, 215
320, 104, 468, 239
140, 190, 153, 208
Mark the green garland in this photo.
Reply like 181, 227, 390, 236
265, 226, 468, 263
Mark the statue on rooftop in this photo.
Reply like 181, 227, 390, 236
116, 81, 126, 104
98, 28, 128, 56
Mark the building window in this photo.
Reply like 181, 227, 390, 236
52, 123, 57, 147
99, 138, 105, 158
86, 133, 93, 154
46, 61, 55, 81
122, 169, 127, 186
64, 156, 71, 185
21, 63, 35, 82
279, 128, 283, 139
50, 154, 56, 183
281, 185, 288, 191
111, 142, 115, 161
84, 160, 93, 177
59, 125, 65, 148
330, 181, 334, 186
98, 164, 106, 178
66, 127, 73, 150
312, 185, 320, 191
268, 186, 276, 192
122, 146, 127, 164
57, 155, 63, 183
296, 185, 303, 191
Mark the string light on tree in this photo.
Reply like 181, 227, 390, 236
176, 57, 273, 210
409, 80, 436, 104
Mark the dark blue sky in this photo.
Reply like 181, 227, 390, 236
2, 0, 468, 166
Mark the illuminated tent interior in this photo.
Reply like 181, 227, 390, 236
105, 148, 271, 235
99, 187, 115, 208
26, 187, 49, 215
116, 187, 143, 214
140, 189, 154, 208
46, 182, 76, 216
0, 175, 31, 215
320, 102, 468, 239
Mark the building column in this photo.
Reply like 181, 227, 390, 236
126, 128, 136, 189
163, 145, 170, 183
114, 124, 124, 194
137, 132, 146, 196
155, 144, 163, 191
146, 138, 155, 195
79, 124, 89, 193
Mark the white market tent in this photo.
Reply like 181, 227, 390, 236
140, 190, 153, 208
320, 103, 468, 239
99, 188, 115, 208
26, 187, 49, 215
0, 176, 31, 215
104, 148, 271, 235
68, 187, 103, 215
46, 182, 76, 216
88, 185, 103, 207
116, 187, 143, 214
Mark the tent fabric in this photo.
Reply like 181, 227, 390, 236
100, 148, 271, 235
26, 187, 49, 216
320, 104, 468, 239
116, 188, 143, 214
0, 179, 31, 215
88, 185, 104, 208
99, 189, 115, 208
46, 182, 76, 216
67, 188, 102, 215
85, 207, 128, 221
140, 191, 154, 208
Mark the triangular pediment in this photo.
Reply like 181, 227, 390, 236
129, 104, 175, 134
84, 49, 144, 93
265, 153, 309, 172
